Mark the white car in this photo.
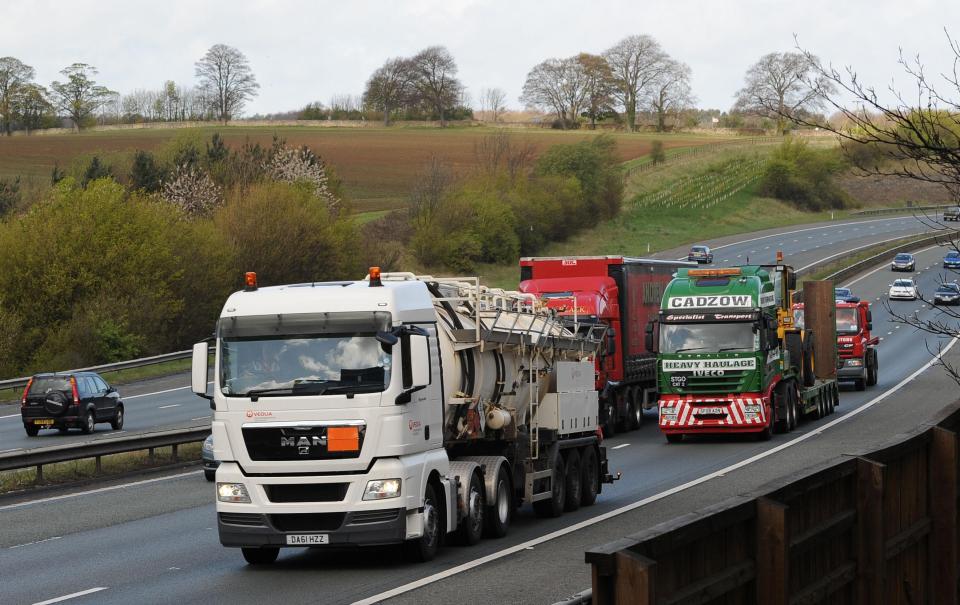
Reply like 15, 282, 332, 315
888, 278, 919, 300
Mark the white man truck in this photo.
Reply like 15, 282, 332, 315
192, 269, 613, 564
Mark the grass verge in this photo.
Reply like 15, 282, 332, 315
0, 442, 203, 495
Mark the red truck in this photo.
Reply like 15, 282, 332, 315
519, 256, 694, 435
793, 300, 879, 390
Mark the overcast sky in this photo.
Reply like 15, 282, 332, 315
6, 0, 959, 115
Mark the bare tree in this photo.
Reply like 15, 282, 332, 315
779, 33, 960, 384
604, 34, 669, 132
410, 46, 463, 127
49, 63, 115, 131
734, 51, 833, 135
480, 87, 507, 122
195, 44, 259, 124
13, 83, 52, 134
473, 130, 536, 178
648, 59, 696, 132
521, 56, 589, 128
0, 57, 35, 135
363, 57, 415, 126
577, 53, 615, 129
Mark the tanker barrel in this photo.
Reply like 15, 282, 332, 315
803, 279, 837, 380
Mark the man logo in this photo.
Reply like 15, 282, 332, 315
280, 435, 326, 455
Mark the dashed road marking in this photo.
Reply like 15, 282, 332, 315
32, 587, 109, 605
611, 443, 630, 450
10, 536, 61, 549
158, 404, 181, 409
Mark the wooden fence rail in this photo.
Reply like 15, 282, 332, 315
587, 401, 960, 605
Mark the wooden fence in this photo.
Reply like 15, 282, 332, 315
586, 401, 960, 605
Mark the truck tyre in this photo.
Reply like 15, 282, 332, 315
785, 332, 803, 376
456, 471, 485, 546
533, 453, 566, 518
579, 447, 599, 507
788, 386, 799, 431
563, 450, 582, 512
602, 403, 616, 438
242, 547, 279, 565
772, 387, 788, 434
866, 350, 878, 386
405, 484, 441, 562
484, 466, 512, 539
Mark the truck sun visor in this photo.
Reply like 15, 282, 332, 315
218, 311, 392, 338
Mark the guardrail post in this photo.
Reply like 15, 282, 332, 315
756, 498, 790, 605
95, 455, 101, 474
857, 458, 885, 605
172, 444, 179, 462
930, 427, 958, 605
36, 464, 42, 482
148, 447, 155, 463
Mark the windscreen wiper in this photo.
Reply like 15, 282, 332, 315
674, 346, 708, 353
717, 347, 752, 352
242, 387, 294, 402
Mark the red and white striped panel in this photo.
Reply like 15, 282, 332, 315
659, 397, 767, 428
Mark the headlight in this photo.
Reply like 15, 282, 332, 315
202, 437, 214, 453
217, 482, 251, 503
846, 359, 863, 367
364, 478, 402, 500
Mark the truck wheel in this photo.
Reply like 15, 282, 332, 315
405, 484, 441, 562
772, 388, 788, 434
628, 389, 643, 431
484, 466, 512, 539
242, 547, 279, 565
533, 453, 566, 518
579, 447, 599, 507
665, 433, 683, 444
867, 351, 878, 386
802, 331, 816, 388
563, 450, 582, 512
602, 404, 616, 438
456, 472, 485, 546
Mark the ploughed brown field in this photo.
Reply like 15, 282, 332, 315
0, 126, 723, 212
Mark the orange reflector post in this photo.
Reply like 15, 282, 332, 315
688, 268, 742, 277
327, 426, 360, 452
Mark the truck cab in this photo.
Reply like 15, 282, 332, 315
792, 300, 878, 390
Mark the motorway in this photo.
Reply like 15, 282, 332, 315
1, 214, 958, 605
0, 214, 937, 453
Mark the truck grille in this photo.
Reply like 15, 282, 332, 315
265, 483, 348, 503
270, 513, 345, 532
664, 371, 752, 395
219, 513, 266, 527
242, 425, 364, 461
349, 509, 401, 525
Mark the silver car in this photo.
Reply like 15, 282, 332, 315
202, 434, 219, 481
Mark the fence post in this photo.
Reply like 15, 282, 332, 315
930, 427, 958, 605
857, 458, 885, 605
756, 498, 790, 605
614, 550, 656, 605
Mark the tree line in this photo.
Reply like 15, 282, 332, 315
0, 44, 259, 134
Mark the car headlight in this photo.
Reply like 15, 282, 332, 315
202, 437, 214, 453
217, 482, 251, 503
846, 359, 863, 367
364, 478, 402, 500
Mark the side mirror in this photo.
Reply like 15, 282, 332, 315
376, 331, 399, 347
399, 332, 431, 402
606, 328, 617, 356
192, 342, 212, 401
645, 320, 658, 353
867, 322, 873, 331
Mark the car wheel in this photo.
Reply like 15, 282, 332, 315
241, 547, 279, 565
81, 409, 95, 434
204, 469, 216, 482
110, 405, 124, 430
25, 424, 39, 437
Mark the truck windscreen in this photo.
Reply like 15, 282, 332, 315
218, 312, 393, 398
835, 307, 859, 335
660, 322, 756, 354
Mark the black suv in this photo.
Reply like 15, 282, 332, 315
20, 372, 124, 436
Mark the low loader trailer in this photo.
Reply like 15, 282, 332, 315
650, 260, 840, 442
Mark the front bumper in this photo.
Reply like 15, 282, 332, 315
837, 361, 867, 380
935, 296, 960, 305
888, 292, 916, 299
658, 395, 769, 434
891, 265, 914, 271
218, 508, 408, 548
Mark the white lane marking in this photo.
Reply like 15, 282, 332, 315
0, 470, 198, 511
799, 235, 932, 273
10, 536, 61, 549
158, 404, 181, 409
0, 413, 20, 419
32, 587, 109, 605
352, 336, 960, 605
0, 448, 20, 453
191, 416, 211, 421
123, 380, 213, 400
610, 443, 630, 450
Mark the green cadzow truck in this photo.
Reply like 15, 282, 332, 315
648, 262, 840, 442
